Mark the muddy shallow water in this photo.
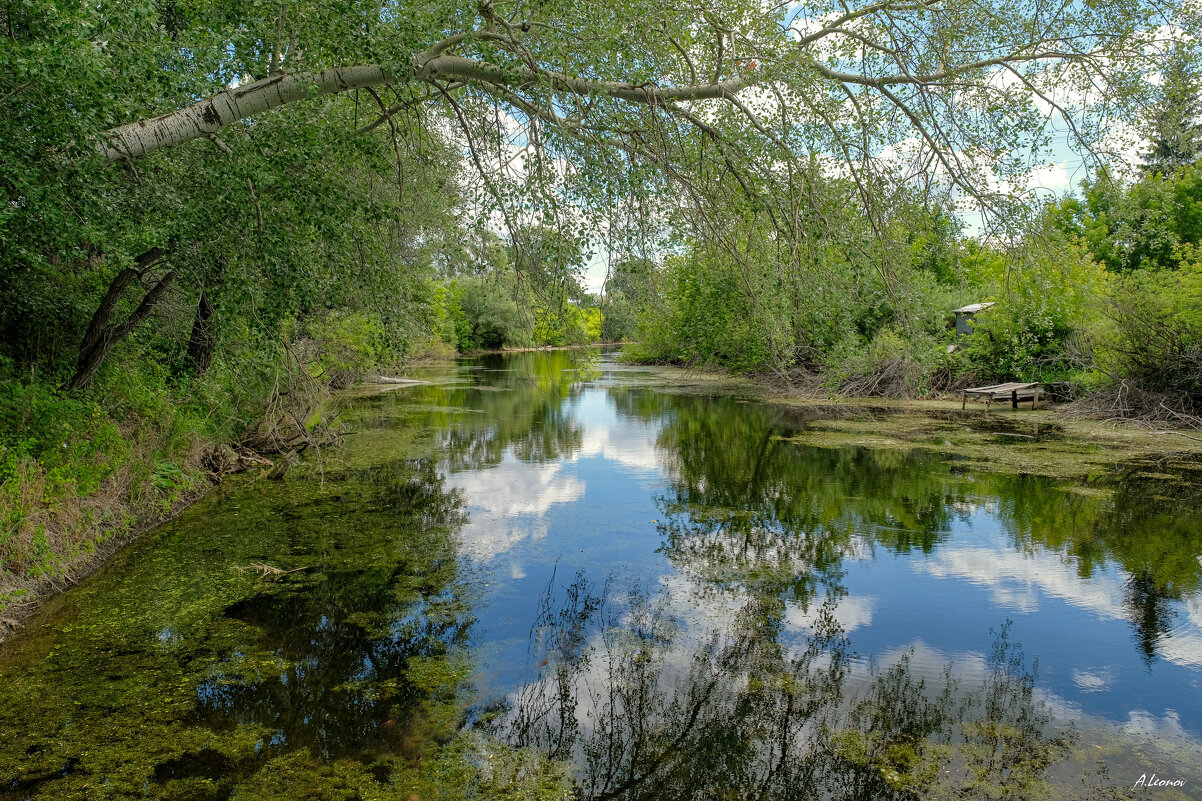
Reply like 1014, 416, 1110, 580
2, 350, 1201, 800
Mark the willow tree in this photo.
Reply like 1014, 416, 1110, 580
3, 2, 463, 389
2, 0, 1186, 384
95, 0, 1172, 187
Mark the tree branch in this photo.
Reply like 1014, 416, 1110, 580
98, 43, 750, 164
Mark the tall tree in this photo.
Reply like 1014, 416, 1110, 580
1, 0, 465, 386
1141, 41, 1202, 175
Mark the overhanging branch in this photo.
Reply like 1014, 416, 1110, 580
98, 42, 749, 164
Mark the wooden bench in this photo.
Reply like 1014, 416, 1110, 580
961, 381, 1043, 410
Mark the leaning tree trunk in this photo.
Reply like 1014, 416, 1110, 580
185, 290, 216, 375
65, 248, 176, 393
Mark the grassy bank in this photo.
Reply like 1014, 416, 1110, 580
0, 355, 224, 633
0, 321, 446, 639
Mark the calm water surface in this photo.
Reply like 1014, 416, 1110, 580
2, 350, 1201, 800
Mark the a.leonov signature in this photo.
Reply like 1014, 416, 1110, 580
1134, 774, 1187, 789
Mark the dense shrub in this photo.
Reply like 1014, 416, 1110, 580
631, 250, 781, 372
0, 381, 128, 499
439, 277, 534, 351
822, 328, 944, 398
1096, 256, 1202, 401
953, 240, 1106, 384
303, 312, 392, 386
533, 300, 600, 347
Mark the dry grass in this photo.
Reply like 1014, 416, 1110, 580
232, 563, 311, 581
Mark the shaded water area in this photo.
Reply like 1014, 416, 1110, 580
3, 350, 1202, 800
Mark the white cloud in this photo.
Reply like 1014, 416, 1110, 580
918, 545, 1202, 669
785, 594, 876, 634
1072, 666, 1116, 692
446, 459, 584, 561
1123, 708, 1194, 740
572, 394, 663, 474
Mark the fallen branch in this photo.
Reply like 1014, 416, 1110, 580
232, 563, 311, 581
1150, 429, 1202, 444
365, 374, 428, 385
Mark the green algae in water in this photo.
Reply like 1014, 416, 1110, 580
4, 351, 1202, 800
0, 455, 571, 800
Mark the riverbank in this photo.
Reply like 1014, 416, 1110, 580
459, 341, 613, 355
764, 394, 1202, 482
0, 364, 224, 641
0, 344, 459, 643
0, 353, 374, 642
609, 357, 1202, 483
0, 476, 212, 640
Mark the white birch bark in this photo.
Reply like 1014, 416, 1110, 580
98, 53, 749, 163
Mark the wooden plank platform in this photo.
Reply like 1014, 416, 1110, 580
961, 382, 1042, 410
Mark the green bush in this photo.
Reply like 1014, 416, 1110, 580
532, 300, 596, 347
304, 311, 392, 385
823, 328, 945, 397
631, 251, 779, 372
449, 277, 533, 350
956, 240, 1106, 383
1097, 254, 1202, 400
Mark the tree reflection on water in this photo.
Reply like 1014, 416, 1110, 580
488, 573, 1080, 801
617, 387, 1202, 669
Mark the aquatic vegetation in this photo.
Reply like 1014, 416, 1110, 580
2, 352, 1200, 800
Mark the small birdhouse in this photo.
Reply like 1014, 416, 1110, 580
952, 302, 995, 336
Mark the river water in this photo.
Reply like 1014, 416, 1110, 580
2, 350, 1201, 800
